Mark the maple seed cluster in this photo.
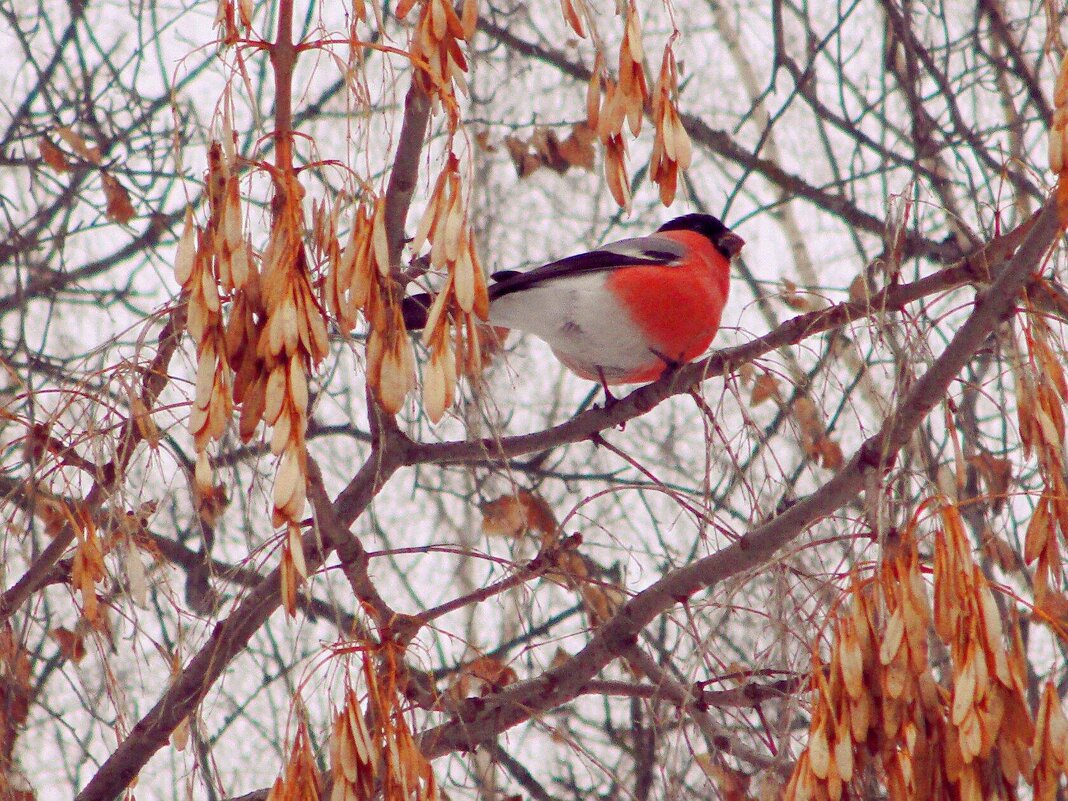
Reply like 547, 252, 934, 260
266, 717, 321, 801
175, 131, 328, 615
586, 4, 690, 210
1018, 309, 1068, 606
588, 2, 648, 210
785, 508, 1054, 801
649, 44, 693, 206
321, 195, 418, 414
410, 155, 489, 423
327, 650, 439, 801
1048, 50, 1068, 217
398, 0, 477, 127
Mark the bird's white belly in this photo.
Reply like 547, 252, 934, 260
488, 274, 654, 378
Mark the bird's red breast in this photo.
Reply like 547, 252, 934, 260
604, 228, 731, 382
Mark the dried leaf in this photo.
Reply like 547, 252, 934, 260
49, 628, 86, 663
102, 173, 136, 223
39, 138, 71, 172
481, 491, 557, 538
55, 126, 102, 163
750, 373, 781, 406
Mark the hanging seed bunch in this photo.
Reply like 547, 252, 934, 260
174, 140, 238, 514
649, 41, 692, 206
1048, 50, 1068, 222
1017, 309, 1068, 606
1034, 680, 1068, 801
321, 195, 417, 414
329, 684, 378, 801
70, 508, 106, 626
267, 714, 322, 801
785, 510, 1042, 801
589, 3, 649, 210
174, 129, 327, 615
256, 170, 329, 612
328, 646, 438, 801
396, 0, 478, 129
933, 504, 1033, 800
409, 154, 489, 423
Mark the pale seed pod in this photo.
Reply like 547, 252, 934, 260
412, 189, 442, 256
430, 0, 446, 40
586, 56, 602, 130
201, 267, 220, 313
287, 521, 308, 580
625, 6, 643, 62
454, 235, 475, 313
270, 405, 291, 455
194, 449, 213, 492
371, 198, 390, 276
420, 273, 454, 347
287, 354, 308, 413
188, 402, 209, 440
808, 724, 830, 780
672, 113, 692, 169
175, 207, 197, 286
194, 349, 217, 410
273, 446, 300, 511
443, 190, 464, 263
264, 364, 287, 424
461, 0, 477, 39
422, 351, 449, 424
377, 337, 415, 414
230, 239, 250, 289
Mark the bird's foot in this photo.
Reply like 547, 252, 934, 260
650, 348, 685, 378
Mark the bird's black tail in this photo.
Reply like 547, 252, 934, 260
401, 293, 433, 330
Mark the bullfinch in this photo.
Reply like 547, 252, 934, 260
403, 213, 742, 385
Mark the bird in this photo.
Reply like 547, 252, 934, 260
403, 213, 743, 387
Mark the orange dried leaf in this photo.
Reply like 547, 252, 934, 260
750, 373, 780, 406
464, 656, 518, 690
55, 126, 102, 163
481, 491, 557, 538
49, 628, 86, 663
102, 173, 135, 223
39, 138, 71, 171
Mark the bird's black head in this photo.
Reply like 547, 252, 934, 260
657, 213, 745, 260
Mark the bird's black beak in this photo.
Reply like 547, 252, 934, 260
717, 231, 746, 259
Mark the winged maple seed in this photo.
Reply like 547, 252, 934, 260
785, 514, 1045, 801
559, 0, 587, 37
